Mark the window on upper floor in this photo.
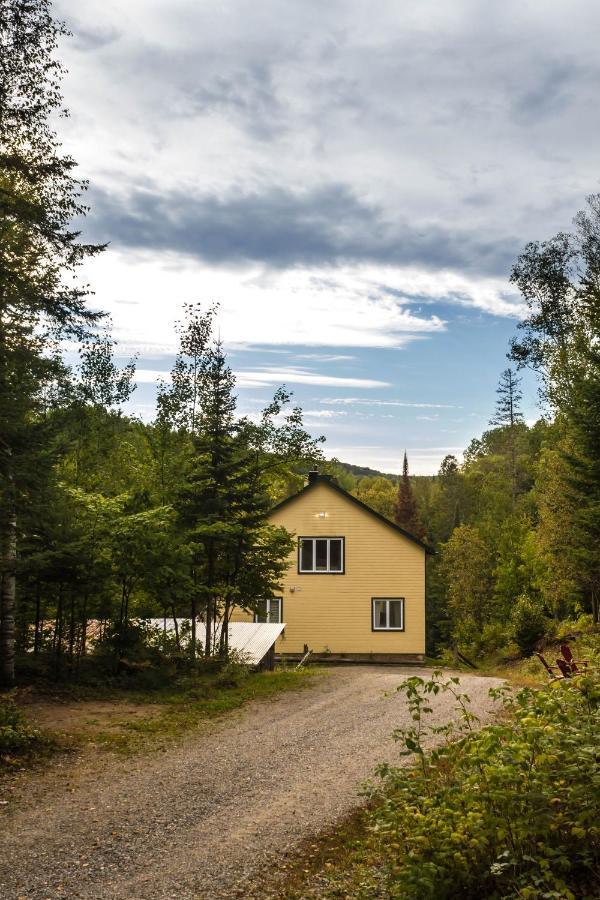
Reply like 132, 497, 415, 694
298, 537, 344, 573
372, 597, 404, 631
254, 597, 282, 623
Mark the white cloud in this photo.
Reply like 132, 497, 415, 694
134, 369, 171, 384
235, 368, 389, 389
299, 409, 347, 418
133, 366, 387, 390
82, 252, 451, 356
294, 353, 356, 362
321, 397, 456, 408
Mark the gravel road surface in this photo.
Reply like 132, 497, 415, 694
0, 667, 503, 899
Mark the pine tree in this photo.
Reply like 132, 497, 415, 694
393, 452, 426, 540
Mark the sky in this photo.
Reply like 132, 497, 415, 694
54, 0, 600, 473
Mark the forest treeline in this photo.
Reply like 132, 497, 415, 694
1, 1, 600, 687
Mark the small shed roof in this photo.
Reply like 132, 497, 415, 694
219, 622, 285, 665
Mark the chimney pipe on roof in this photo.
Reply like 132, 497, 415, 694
307, 470, 320, 485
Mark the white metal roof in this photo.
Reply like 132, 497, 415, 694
219, 622, 285, 665
146, 618, 284, 665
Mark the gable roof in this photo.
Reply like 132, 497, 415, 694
271, 473, 430, 552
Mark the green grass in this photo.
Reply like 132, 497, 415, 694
93, 667, 323, 752
30, 667, 324, 756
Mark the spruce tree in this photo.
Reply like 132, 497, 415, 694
393, 451, 426, 540
490, 368, 524, 505
168, 308, 322, 658
177, 340, 299, 657
0, 1, 104, 686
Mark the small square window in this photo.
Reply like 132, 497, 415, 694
372, 598, 404, 631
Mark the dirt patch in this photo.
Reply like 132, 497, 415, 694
0, 667, 503, 900
20, 697, 163, 737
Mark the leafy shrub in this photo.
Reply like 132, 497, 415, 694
344, 671, 600, 900
479, 621, 511, 654
512, 593, 549, 655
0, 699, 42, 754
555, 614, 596, 641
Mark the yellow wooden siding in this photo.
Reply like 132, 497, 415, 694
231, 481, 425, 655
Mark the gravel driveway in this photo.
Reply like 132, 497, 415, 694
0, 667, 502, 899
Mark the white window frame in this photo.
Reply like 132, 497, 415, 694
298, 537, 345, 573
254, 597, 282, 624
372, 597, 405, 632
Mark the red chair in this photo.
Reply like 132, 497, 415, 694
560, 644, 588, 674
536, 653, 562, 679
555, 658, 572, 678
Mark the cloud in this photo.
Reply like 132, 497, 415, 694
300, 409, 347, 418
295, 353, 356, 362
321, 397, 456, 408
59, 0, 600, 301
86, 181, 522, 278
82, 251, 448, 355
133, 366, 388, 390
235, 368, 389, 389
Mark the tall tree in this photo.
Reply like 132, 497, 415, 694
177, 340, 307, 657
490, 368, 524, 505
0, 1, 104, 686
510, 194, 600, 624
393, 451, 425, 540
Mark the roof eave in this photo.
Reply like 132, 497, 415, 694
270, 476, 431, 553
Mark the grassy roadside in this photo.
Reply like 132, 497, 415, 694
87, 667, 323, 752
1, 666, 323, 771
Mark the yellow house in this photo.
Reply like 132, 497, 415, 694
233, 471, 427, 663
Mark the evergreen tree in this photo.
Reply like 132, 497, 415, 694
177, 340, 298, 657
0, 1, 104, 686
490, 368, 523, 430
393, 451, 425, 540
170, 307, 323, 657
490, 368, 524, 505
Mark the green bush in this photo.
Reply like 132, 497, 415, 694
0, 699, 42, 754
349, 671, 600, 900
512, 594, 549, 655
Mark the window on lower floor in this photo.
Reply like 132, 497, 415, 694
299, 537, 344, 573
254, 597, 282, 623
372, 597, 404, 631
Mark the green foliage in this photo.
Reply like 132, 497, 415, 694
0, 698, 42, 754
440, 524, 494, 650
314, 670, 600, 900
512, 594, 549, 656
393, 452, 426, 541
